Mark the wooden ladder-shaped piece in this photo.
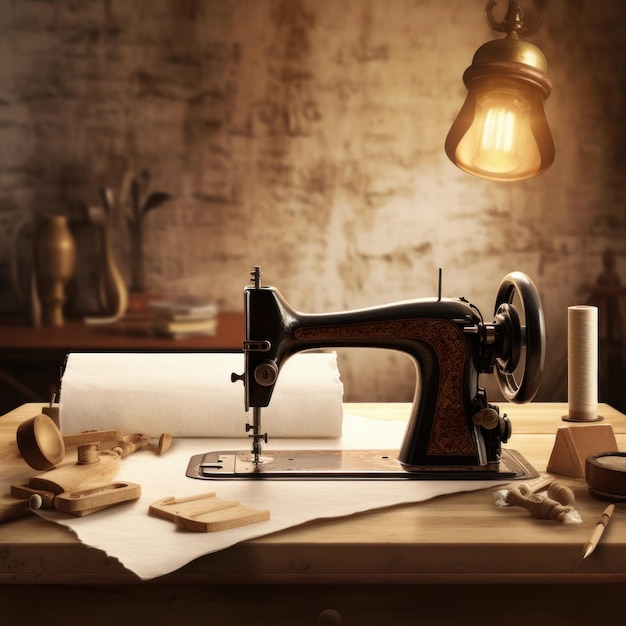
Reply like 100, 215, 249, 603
149, 492, 270, 532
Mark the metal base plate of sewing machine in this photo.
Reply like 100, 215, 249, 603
186, 448, 538, 481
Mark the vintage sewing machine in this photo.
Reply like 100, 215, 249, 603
188, 266, 544, 480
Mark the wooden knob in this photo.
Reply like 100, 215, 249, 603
77, 444, 100, 465
29, 494, 43, 511
547, 482, 575, 506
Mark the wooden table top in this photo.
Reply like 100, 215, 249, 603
1, 402, 625, 584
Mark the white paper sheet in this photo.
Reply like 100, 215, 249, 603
59, 352, 344, 438
33, 413, 503, 580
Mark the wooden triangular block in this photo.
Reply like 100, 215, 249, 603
547, 424, 618, 477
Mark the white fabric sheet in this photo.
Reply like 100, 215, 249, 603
59, 352, 344, 438
32, 413, 503, 580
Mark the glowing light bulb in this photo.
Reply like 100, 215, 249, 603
479, 107, 517, 164
471, 93, 532, 175
446, 77, 552, 181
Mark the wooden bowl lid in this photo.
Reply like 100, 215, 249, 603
16, 413, 65, 470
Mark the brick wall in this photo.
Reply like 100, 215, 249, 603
1, 0, 625, 405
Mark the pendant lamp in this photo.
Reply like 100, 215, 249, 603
445, 0, 554, 181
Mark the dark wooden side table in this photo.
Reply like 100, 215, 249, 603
0, 311, 244, 413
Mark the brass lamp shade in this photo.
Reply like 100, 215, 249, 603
446, 31, 554, 181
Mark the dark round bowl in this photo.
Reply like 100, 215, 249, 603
586, 452, 626, 501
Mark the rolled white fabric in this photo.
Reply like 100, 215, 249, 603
567, 305, 598, 421
59, 352, 343, 438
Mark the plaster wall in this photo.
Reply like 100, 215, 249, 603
1, 0, 625, 405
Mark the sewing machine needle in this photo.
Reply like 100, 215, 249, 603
252, 406, 263, 466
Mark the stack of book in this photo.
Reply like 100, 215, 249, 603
150, 297, 218, 339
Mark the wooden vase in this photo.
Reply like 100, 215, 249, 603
95, 222, 128, 319
34, 215, 76, 327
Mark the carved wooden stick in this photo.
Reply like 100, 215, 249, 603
114, 433, 150, 457
505, 486, 582, 523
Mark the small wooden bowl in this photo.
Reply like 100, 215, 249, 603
586, 452, 626, 501
16, 413, 66, 470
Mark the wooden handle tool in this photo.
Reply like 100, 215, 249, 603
6, 481, 140, 519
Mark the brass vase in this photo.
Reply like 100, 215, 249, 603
34, 215, 76, 327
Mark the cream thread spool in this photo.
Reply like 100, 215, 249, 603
563, 305, 603, 422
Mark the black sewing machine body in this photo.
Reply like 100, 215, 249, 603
246, 287, 500, 469
239, 268, 545, 473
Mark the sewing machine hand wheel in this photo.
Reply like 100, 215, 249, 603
493, 271, 545, 403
